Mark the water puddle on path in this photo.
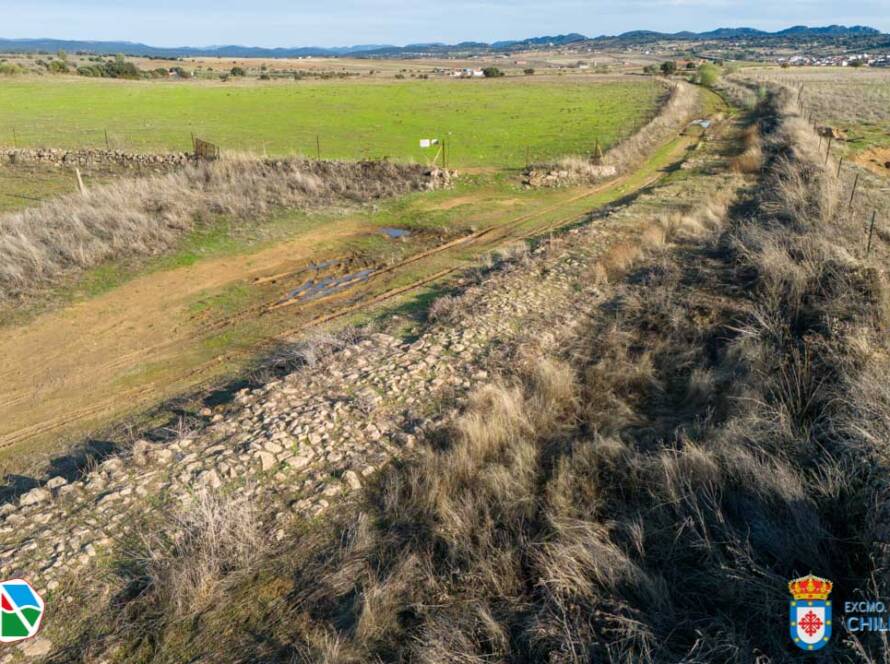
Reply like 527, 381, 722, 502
278, 268, 375, 306
381, 227, 411, 239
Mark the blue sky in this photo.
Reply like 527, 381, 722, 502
2, 0, 888, 47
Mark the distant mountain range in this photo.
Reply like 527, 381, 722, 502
0, 26, 882, 59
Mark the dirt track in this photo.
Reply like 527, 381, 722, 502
0, 97, 713, 471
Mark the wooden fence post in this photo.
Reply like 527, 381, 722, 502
75, 168, 88, 197
849, 173, 860, 208
12, 128, 17, 148
866, 211, 877, 257
104, 129, 110, 150
837, 158, 843, 176
316, 135, 321, 160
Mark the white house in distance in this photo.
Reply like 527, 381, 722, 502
431, 67, 487, 78
446, 68, 485, 78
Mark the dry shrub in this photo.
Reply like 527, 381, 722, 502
270, 326, 364, 370
427, 294, 463, 324
552, 156, 618, 182
595, 195, 735, 284
139, 488, 262, 617
0, 157, 443, 300
598, 242, 642, 281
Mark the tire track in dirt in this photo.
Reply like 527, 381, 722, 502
0, 107, 712, 455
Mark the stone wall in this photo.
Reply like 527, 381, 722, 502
3, 148, 194, 172
524, 163, 618, 188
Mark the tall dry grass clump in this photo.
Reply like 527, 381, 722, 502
730, 124, 763, 174
131, 488, 262, 618
0, 157, 443, 300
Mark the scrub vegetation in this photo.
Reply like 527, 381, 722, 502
0, 157, 443, 301
44, 83, 890, 662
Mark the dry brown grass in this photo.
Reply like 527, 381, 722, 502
731, 124, 763, 174
51, 87, 890, 663
744, 68, 890, 125
603, 81, 700, 174
132, 487, 262, 618
0, 157, 441, 301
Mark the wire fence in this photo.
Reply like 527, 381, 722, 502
3, 104, 657, 171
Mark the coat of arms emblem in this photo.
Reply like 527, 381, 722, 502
789, 574, 833, 651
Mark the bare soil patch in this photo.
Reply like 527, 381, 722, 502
854, 146, 890, 177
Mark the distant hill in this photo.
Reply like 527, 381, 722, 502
0, 38, 398, 59
0, 26, 883, 59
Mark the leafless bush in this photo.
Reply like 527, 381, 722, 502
427, 295, 463, 324
731, 124, 763, 174
717, 76, 762, 109
270, 326, 364, 370
0, 157, 443, 300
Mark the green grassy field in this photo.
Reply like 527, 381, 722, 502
0, 76, 663, 167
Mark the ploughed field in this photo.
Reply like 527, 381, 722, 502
0, 76, 662, 168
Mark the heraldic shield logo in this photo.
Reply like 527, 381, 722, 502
0, 579, 45, 643
789, 575, 833, 652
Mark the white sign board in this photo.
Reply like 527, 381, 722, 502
419, 139, 440, 148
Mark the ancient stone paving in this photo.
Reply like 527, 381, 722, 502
0, 132, 737, 633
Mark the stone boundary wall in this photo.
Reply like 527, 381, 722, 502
3, 148, 194, 171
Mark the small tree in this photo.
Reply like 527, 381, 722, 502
660, 61, 677, 76
686, 61, 697, 70
482, 67, 504, 78
230, 66, 246, 77
524, 68, 535, 76
696, 63, 720, 87
643, 64, 658, 75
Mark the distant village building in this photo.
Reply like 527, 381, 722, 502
777, 53, 889, 68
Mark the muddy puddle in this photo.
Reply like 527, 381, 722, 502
381, 227, 411, 239
277, 268, 374, 306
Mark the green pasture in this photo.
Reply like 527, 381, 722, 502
0, 77, 663, 167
